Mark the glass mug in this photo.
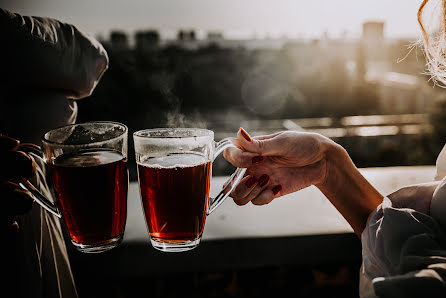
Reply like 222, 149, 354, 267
20, 121, 129, 253
133, 128, 246, 252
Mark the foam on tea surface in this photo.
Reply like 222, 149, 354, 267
139, 153, 209, 169
54, 150, 124, 167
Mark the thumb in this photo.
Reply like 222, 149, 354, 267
236, 128, 282, 156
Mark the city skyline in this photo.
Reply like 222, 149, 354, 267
2, 0, 424, 40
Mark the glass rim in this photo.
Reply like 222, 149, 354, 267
42, 121, 128, 147
133, 128, 214, 139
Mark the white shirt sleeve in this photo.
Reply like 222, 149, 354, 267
360, 197, 446, 297
431, 144, 446, 229
360, 143, 446, 298
435, 144, 446, 181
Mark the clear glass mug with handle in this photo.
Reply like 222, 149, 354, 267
19, 121, 129, 253
133, 128, 246, 252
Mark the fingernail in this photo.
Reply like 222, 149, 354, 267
239, 127, 252, 142
252, 156, 264, 164
245, 176, 258, 188
258, 174, 269, 187
272, 185, 282, 195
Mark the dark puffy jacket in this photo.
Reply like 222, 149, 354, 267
0, 8, 108, 99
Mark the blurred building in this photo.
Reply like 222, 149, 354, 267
135, 30, 160, 51
361, 21, 386, 62
366, 71, 435, 114
178, 29, 196, 41
110, 31, 129, 51
174, 29, 198, 49
362, 22, 384, 45
203, 31, 224, 47
174, 29, 199, 50
207, 31, 224, 42
281, 39, 357, 82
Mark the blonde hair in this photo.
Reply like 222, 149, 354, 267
418, 0, 446, 87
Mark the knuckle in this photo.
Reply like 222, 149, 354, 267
223, 148, 230, 160
230, 185, 244, 198
245, 188, 260, 203
223, 148, 238, 164
231, 194, 247, 206
255, 139, 266, 153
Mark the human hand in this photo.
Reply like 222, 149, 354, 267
224, 128, 383, 236
0, 135, 35, 231
223, 128, 337, 206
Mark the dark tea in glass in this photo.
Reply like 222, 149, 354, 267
19, 121, 129, 253
51, 149, 128, 246
134, 128, 246, 252
137, 153, 211, 243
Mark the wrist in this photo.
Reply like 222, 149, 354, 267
315, 140, 383, 236
316, 140, 350, 191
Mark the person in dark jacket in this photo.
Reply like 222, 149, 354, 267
0, 8, 108, 298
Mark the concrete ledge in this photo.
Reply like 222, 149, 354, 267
69, 166, 436, 278
70, 233, 361, 278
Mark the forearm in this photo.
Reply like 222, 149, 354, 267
316, 143, 384, 237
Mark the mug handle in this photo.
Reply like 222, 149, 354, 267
207, 138, 247, 215
17, 144, 62, 218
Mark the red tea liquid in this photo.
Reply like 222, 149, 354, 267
50, 149, 128, 245
137, 153, 211, 243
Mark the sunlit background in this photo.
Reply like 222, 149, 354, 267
2, 0, 422, 39
3, 0, 445, 172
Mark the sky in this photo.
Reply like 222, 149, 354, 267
0, 0, 424, 40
